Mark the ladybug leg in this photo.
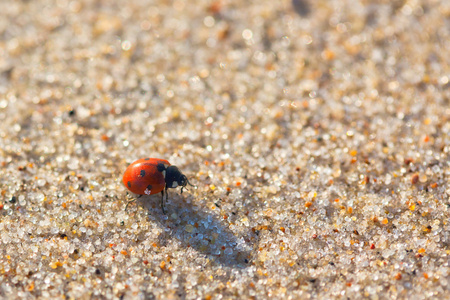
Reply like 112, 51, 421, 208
125, 198, 136, 211
165, 186, 169, 202
160, 189, 166, 214
125, 194, 143, 211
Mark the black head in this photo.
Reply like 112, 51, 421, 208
165, 165, 195, 192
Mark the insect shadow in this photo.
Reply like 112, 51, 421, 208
138, 194, 255, 269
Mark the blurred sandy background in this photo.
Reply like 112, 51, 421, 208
0, 0, 449, 299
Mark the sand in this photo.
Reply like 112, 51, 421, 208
0, 0, 449, 299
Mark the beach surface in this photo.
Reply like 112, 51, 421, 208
0, 0, 449, 298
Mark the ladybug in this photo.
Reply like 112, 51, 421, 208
122, 158, 194, 213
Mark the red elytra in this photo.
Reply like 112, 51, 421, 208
122, 158, 194, 213
123, 158, 169, 195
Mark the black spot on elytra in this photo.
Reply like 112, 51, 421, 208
157, 163, 166, 172
127, 181, 131, 188
140, 170, 146, 177
147, 184, 152, 190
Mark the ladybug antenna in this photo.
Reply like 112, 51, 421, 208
187, 177, 195, 187
180, 175, 196, 194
